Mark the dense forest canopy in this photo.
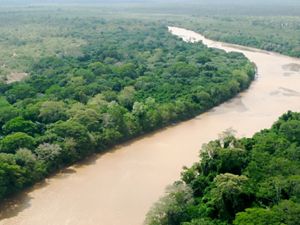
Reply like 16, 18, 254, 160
183, 17, 300, 57
0, 2, 299, 80
0, 2, 299, 221
146, 111, 300, 225
0, 18, 255, 200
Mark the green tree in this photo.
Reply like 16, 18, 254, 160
71, 108, 101, 132
48, 121, 94, 157
35, 143, 62, 162
0, 153, 25, 199
234, 200, 300, 225
279, 120, 300, 143
0, 132, 35, 153
39, 101, 68, 123
183, 218, 227, 225
208, 173, 253, 221
15, 148, 36, 168
169, 62, 198, 77
2, 117, 38, 135
5, 83, 36, 103
118, 86, 136, 109
35, 143, 62, 172
273, 200, 300, 225
0, 105, 19, 128
233, 207, 280, 225
115, 63, 137, 78
15, 148, 43, 183
145, 182, 194, 225
88, 62, 110, 75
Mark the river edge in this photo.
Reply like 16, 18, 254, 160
0, 27, 257, 218
168, 26, 300, 62
1, 27, 300, 225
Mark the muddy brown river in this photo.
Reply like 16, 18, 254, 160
1, 27, 300, 225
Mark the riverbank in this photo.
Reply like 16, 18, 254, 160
1, 27, 300, 225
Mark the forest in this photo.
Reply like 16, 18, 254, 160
186, 16, 300, 58
152, 1, 300, 58
0, 16, 255, 200
0, 3, 299, 223
0, 4, 299, 81
146, 111, 300, 225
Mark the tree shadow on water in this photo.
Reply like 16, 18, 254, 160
0, 121, 190, 220
0, 193, 32, 220
0, 167, 78, 220
0, 182, 46, 220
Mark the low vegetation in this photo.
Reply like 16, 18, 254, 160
0, 8, 85, 80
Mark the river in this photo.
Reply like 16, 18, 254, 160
1, 27, 300, 225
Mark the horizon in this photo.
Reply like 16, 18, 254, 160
1, 0, 300, 5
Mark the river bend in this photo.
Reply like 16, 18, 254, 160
1, 27, 300, 225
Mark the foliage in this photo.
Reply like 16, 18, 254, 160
185, 16, 300, 58
2, 117, 38, 135
145, 182, 194, 225
0, 16, 254, 200
145, 112, 300, 225
0, 132, 35, 153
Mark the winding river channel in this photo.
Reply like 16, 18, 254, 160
1, 27, 300, 225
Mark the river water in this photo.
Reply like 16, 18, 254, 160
1, 27, 300, 225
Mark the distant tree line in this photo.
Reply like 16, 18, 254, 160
186, 16, 300, 58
